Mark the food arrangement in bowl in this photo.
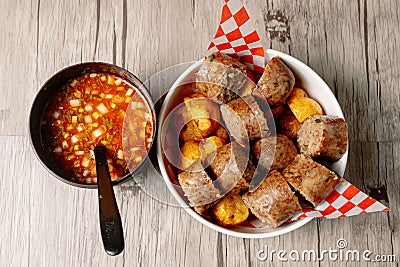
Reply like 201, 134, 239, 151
157, 50, 349, 237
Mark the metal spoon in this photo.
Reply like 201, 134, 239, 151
94, 146, 124, 256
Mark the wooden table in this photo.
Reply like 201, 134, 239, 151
1, 0, 398, 266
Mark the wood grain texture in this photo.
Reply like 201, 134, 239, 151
0, 0, 399, 266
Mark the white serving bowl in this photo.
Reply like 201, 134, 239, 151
157, 49, 348, 238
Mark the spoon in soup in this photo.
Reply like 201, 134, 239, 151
93, 146, 124, 256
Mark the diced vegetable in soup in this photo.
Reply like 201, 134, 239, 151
41, 73, 153, 184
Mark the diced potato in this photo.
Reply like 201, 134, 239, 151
84, 115, 93, 123
115, 79, 122, 86
71, 135, 79, 144
81, 158, 90, 168
288, 96, 323, 123
197, 118, 212, 131
84, 105, 93, 111
178, 94, 221, 141
97, 103, 109, 114
199, 136, 225, 160
180, 140, 201, 169
93, 127, 105, 138
214, 125, 230, 142
288, 87, 309, 99
117, 150, 124, 160
277, 115, 301, 140
70, 99, 81, 107
126, 88, 134, 96
70, 79, 78, 87
211, 193, 249, 227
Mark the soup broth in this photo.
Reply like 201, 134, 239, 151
41, 73, 153, 184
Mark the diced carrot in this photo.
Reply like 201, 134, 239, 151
71, 116, 78, 124
107, 76, 115, 85
92, 112, 101, 120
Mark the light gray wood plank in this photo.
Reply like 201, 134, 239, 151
1, 0, 400, 266
0, 0, 39, 136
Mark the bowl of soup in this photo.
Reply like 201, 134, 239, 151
30, 62, 156, 188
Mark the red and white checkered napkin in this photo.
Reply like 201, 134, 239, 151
208, 0, 389, 227
207, 0, 265, 72
245, 179, 389, 228
290, 179, 389, 221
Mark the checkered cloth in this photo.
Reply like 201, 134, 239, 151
291, 179, 389, 221
207, 0, 265, 72
244, 178, 389, 228
207, 0, 389, 225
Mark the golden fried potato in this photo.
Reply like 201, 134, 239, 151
277, 115, 301, 140
288, 96, 323, 123
180, 140, 201, 169
199, 136, 225, 160
211, 193, 249, 227
214, 124, 230, 142
289, 87, 309, 99
179, 93, 221, 141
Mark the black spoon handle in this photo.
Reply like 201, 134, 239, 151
94, 146, 124, 256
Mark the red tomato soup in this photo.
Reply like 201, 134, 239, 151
41, 73, 153, 184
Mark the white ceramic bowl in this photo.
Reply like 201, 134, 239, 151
157, 49, 348, 238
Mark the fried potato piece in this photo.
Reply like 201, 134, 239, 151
287, 96, 323, 123
179, 94, 221, 141
180, 140, 201, 169
199, 136, 225, 160
288, 87, 309, 99
180, 137, 226, 169
214, 124, 230, 142
277, 115, 301, 140
211, 193, 249, 227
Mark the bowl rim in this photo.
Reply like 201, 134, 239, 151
157, 49, 347, 238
